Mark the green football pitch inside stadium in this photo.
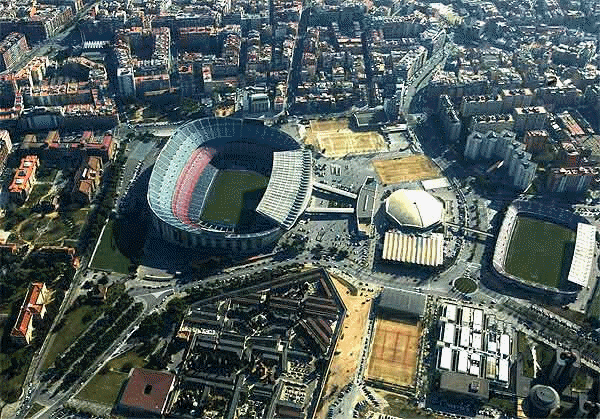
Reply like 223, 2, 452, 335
504, 216, 576, 288
200, 170, 269, 226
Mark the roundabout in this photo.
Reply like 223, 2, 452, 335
453, 277, 478, 294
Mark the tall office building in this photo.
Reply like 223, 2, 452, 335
460, 94, 502, 117
438, 94, 461, 141
0, 33, 29, 72
464, 130, 536, 191
500, 88, 533, 112
523, 130, 549, 153
513, 106, 548, 134
117, 67, 136, 98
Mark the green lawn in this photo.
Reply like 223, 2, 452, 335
24, 402, 45, 418
588, 281, 600, 319
76, 349, 146, 406
106, 349, 146, 373
90, 220, 131, 274
517, 331, 534, 378
454, 277, 477, 294
25, 184, 52, 207
0, 347, 32, 402
200, 170, 269, 227
77, 370, 129, 406
504, 216, 576, 288
382, 393, 432, 418
42, 305, 98, 370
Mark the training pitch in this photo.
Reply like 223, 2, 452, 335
304, 119, 386, 158
200, 170, 269, 226
367, 318, 421, 387
504, 216, 576, 288
372, 155, 440, 185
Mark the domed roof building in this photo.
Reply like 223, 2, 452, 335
524, 385, 560, 418
385, 189, 444, 230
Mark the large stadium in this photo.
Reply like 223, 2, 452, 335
147, 118, 313, 251
492, 200, 595, 300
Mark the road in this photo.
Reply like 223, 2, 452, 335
15, 255, 90, 419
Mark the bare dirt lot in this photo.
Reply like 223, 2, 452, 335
315, 275, 375, 419
372, 155, 440, 185
366, 317, 421, 387
303, 119, 387, 158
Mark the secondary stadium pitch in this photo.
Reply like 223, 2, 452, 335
200, 170, 269, 227
367, 317, 421, 387
504, 216, 576, 288
372, 155, 440, 185
303, 118, 386, 158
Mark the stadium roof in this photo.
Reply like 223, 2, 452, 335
385, 189, 444, 229
256, 149, 312, 229
378, 288, 426, 318
382, 231, 444, 266
567, 223, 596, 287
148, 118, 303, 235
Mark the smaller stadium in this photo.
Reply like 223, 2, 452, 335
366, 289, 426, 390
147, 118, 313, 252
492, 200, 595, 299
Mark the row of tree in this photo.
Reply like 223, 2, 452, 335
54, 293, 134, 374
59, 302, 143, 391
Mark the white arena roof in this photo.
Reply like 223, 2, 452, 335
385, 189, 444, 229
443, 322, 456, 345
422, 177, 450, 190
382, 231, 444, 266
567, 223, 596, 287
440, 347, 453, 370
445, 304, 457, 322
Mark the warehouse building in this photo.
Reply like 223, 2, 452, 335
435, 300, 513, 392
377, 288, 426, 321
381, 231, 444, 266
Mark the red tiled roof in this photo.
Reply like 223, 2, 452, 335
11, 308, 32, 337
119, 368, 175, 415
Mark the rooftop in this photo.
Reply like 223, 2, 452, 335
119, 368, 175, 415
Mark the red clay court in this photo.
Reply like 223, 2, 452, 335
366, 318, 421, 387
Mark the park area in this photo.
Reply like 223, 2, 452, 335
75, 349, 147, 406
372, 155, 440, 185
366, 318, 421, 387
200, 170, 269, 227
0, 180, 90, 248
303, 118, 387, 158
90, 220, 131, 274
504, 216, 576, 288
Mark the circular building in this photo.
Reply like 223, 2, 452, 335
147, 118, 313, 252
385, 189, 444, 230
524, 385, 560, 418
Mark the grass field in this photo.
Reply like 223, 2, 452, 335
372, 155, 440, 185
24, 402, 45, 418
303, 118, 386, 158
504, 216, 576, 288
90, 219, 131, 274
200, 170, 269, 226
367, 318, 421, 387
454, 277, 477, 294
42, 305, 98, 370
76, 349, 146, 406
